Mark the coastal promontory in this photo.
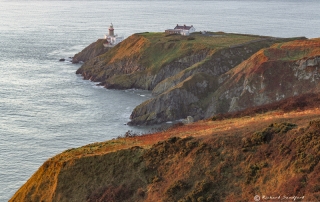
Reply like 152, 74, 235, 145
76, 32, 313, 125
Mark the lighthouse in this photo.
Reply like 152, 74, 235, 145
109, 23, 114, 37
104, 23, 124, 47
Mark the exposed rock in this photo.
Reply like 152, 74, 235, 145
205, 38, 320, 117
181, 116, 194, 124
129, 73, 217, 125
129, 38, 295, 125
59, 58, 65, 62
75, 32, 309, 125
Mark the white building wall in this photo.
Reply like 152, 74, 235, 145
189, 27, 196, 33
181, 30, 190, 36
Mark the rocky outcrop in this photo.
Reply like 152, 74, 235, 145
76, 34, 289, 91
72, 39, 111, 63
205, 39, 320, 117
128, 38, 300, 125
129, 73, 218, 125
75, 32, 310, 125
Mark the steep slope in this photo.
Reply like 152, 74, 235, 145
205, 38, 320, 117
10, 94, 320, 202
128, 36, 306, 125
72, 39, 111, 63
77, 32, 279, 90
74, 32, 319, 126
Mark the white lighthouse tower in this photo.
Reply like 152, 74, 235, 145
104, 23, 124, 47
108, 23, 115, 36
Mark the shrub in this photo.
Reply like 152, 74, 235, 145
165, 180, 189, 201
246, 162, 268, 184
137, 188, 145, 197
243, 122, 297, 148
183, 180, 213, 202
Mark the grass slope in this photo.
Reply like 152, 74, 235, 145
10, 93, 320, 202
76, 32, 292, 90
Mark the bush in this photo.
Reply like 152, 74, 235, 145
243, 122, 297, 148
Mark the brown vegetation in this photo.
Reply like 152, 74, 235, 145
211, 92, 320, 121
10, 91, 320, 202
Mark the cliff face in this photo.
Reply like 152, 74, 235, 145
10, 96, 320, 201
130, 37, 320, 125
205, 38, 320, 117
128, 37, 311, 125
75, 32, 301, 125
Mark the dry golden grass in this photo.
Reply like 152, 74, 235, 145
51, 107, 320, 163
10, 106, 320, 202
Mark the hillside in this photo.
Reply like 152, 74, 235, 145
72, 39, 111, 64
75, 32, 303, 125
10, 93, 320, 201
204, 38, 320, 117
131, 37, 320, 125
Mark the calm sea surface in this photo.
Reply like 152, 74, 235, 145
1, 0, 319, 200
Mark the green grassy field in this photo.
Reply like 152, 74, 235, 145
132, 32, 264, 72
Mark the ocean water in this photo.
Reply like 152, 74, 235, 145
1, 0, 320, 201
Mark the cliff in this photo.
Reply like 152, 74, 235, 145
75, 32, 304, 125
205, 38, 320, 117
130, 37, 320, 125
10, 93, 320, 201
72, 39, 111, 63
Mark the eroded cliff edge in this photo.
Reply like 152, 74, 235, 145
75, 32, 311, 125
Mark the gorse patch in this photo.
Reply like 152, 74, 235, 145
242, 122, 297, 150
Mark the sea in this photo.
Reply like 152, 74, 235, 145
0, 0, 319, 201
